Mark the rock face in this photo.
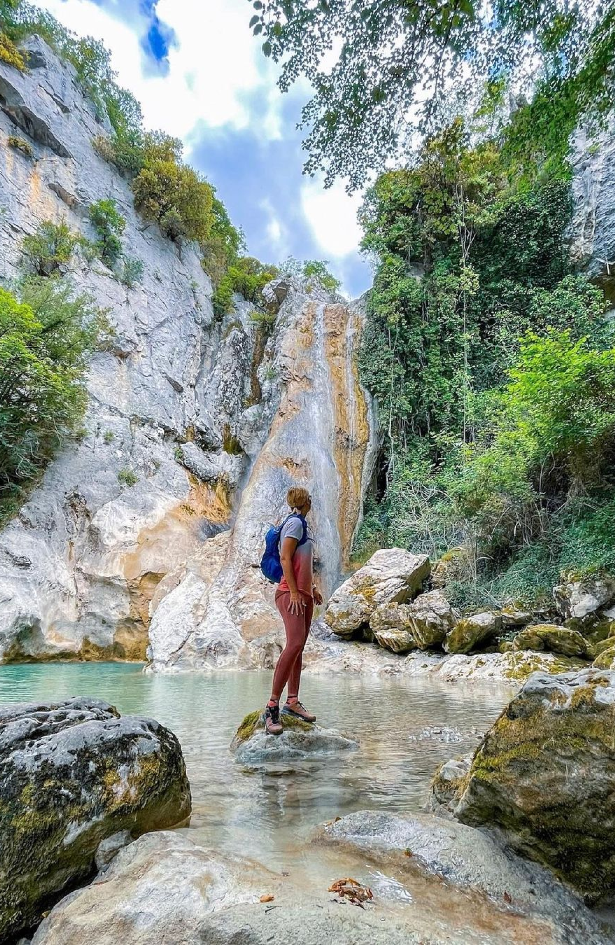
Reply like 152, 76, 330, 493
321, 811, 609, 944
554, 576, 615, 622
0, 696, 191, 941
324, 549, 430, 638
571, 122, 615, 286
512, 623, 589, 658
455, 668, 615, 903
445, 611, 501, 654
0, 39, 376, 668
230, 710, 358, 765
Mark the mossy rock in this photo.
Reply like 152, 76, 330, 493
455, 668, 615, 903
232, 709, 312, 746
511, 624, 590, 659
593, 644, 615, 670
0, 697, 191, 942
445, 612, 501, 654
501, 651, 586, 681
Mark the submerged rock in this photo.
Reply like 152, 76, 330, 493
444, 611, 501, 654
320, 811, 609, 944
455, 668, 615, 903
230, 710, 358, 764
0, 697, 191, 942
512, 623, 590, 658
325, 549, 430, 638
30, 830, 431, 945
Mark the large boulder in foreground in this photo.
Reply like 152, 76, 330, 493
320, 811, 608, 944
32, 830, 423, 945
455, 668, 615, 903
0, 697, 191, 942
325, 548, 430, 638
512, 623, 590, 658
445, 611, 501, 654
230, 710, 358, 765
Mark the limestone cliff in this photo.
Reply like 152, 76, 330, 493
0, 37, 376, 665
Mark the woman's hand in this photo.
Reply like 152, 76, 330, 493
288, 590, 306, 614
313, 589, 323, 606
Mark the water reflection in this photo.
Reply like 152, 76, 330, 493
0, 663, 513, 871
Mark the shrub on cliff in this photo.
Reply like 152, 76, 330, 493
132, 145, 214, 244
0, 280, 106, 519
89, 198, 126, 266
21, 220, 81, 276
278, 256, 341, 292
212, 257, 279, 317
0, 28, 25, 69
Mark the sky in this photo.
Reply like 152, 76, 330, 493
36, 0, 373, 298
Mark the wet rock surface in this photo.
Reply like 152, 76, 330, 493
230, 710, 358, 765
320, 811, 612, 944
0, 696, 191, 941
454, 668, 615, 903
325, 549, 430, 639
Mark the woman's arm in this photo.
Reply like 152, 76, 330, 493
280, 536, 304, 614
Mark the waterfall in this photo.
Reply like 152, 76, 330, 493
148, 283, 375, 671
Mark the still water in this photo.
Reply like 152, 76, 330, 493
0, 662, 513, 871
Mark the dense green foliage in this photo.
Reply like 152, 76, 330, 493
278, 257, 341, 292
0, 280, 105, 519
88, 199, 125, 266
212, 256, 279, 318
250, 0, 615, 188
355, 118, 615, 606
21, 221, 81, 276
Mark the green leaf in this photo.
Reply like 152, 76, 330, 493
249, 14, 260, 27
262, 40, 272, 56
253, 23, 263, 35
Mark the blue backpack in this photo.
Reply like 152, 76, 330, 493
260, 514, 307, 583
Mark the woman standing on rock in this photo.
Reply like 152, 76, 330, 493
264, 487, 323, 735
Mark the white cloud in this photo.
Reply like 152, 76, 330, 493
36, 0, 368, 288
300, 177, 363, 259
38, 0, 284, 139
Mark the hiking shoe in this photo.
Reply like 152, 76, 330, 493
264, 704, 283, 735
282, 701, 316, 723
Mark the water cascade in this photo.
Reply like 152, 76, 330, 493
148, 286, 375, 671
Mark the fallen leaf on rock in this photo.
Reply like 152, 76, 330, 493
260, 895, 275, 903
328, 878, 373, 907
404, 849, 413, 857
503, 892, 512, 904
325, 816, 342, 827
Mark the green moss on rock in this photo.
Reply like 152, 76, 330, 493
233, 709, 312, 746
512, 624, 589, 659
456, 668, 615, 903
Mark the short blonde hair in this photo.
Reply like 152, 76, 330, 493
287, 486, 310, 509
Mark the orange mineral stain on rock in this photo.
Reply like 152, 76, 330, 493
121, 477, 232, 643
323, 304, 370, 569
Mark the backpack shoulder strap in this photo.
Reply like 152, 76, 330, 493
279, 513, 308, 545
